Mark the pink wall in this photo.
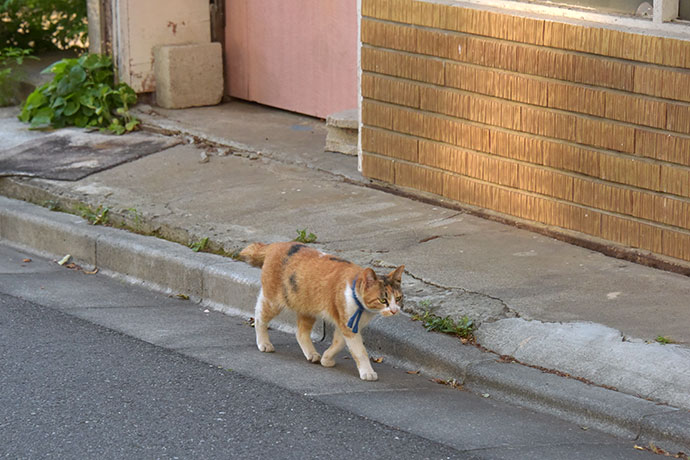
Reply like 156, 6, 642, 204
225, 0, 358, 119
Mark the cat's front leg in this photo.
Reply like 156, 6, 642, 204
343, 333, 377, 381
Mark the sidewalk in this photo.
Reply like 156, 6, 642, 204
1, 101, 690, 451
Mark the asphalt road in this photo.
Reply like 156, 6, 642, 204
0, 242, 656, 459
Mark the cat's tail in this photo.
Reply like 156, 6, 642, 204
239, 242, 268, 268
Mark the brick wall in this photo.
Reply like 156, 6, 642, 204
360, 0, 690, 263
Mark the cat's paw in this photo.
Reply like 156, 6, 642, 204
359, 370, 378, 381
306, 352, 321, 363
257, 342, 275, 353
320, 356, 336, 368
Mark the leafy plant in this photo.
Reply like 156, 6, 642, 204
655, 335, 675, 345
43, 199, 60, 211
0, 47, 35, 106
76, 203, 109, 225
294, 228, 317, 244
413, 310, 475, 340
125, 207, 143, 231
190, 237, 209, 253
19, 54, 140, 134
0, 0, 88, 52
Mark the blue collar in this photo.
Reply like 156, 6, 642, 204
347, 277, 366, 333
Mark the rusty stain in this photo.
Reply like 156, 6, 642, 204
167, 21, 177, 34
141, 73, 155, 92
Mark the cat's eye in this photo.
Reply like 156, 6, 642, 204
395, 296, 402, 303
379, 297, 388, 304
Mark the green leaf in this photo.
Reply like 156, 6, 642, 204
79, 53, 111, 70
63, 100, 80, 116
23, 89, 46, 109
68, 64, 87, 84
51, 96, 66, 108
108, 121, 125, 135
125, 119, 139, 131
74, 114, 89, 128
29, 106, 54, 127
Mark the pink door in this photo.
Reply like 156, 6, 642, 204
224, 0, 358, 119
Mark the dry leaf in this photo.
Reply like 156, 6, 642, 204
633, 445, 645, 451
22, 258, 32, 263
406, 370, 420, 375
176, 293, 190, 300
649, 442, 667, 455
83, 268, 99, 275
371, 357, 383, 363
57, 254, 71, 266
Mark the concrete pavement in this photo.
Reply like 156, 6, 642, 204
1, 101, 690, 453
0, 243, 663, 459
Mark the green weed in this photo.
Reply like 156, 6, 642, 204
43, 199, 60, 211
413, 310, 475, 341
189, 237, 209, 253
76, 204, 109, 225
294, 228, 317, 244
125, 207, 143, 231
655, 335, 675, 345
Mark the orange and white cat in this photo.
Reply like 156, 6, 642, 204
240, 241, 404, 381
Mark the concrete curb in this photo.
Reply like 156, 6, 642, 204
1, 196, 689, 453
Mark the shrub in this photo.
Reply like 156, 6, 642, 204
19, 53, 139, 134
0, 0, 88, 52
0, 46, 35, 106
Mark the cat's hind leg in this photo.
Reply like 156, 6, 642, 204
296, 314, 321, 363
320, 327, 345, 368
255, 288, 280, 352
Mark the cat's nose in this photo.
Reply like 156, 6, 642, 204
389, 305, 399, 314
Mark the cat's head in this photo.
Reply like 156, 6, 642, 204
360, 266, 404, 316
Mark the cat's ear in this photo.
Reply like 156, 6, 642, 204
388, 265, 405, 284
363, 268, 378, 286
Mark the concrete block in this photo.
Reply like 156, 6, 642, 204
154, 43, 223, 109
325, 108, 358, 156
94, 228, 210, 299
326, 109, 358, 129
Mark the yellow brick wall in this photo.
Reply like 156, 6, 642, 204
360, 0, 690, 263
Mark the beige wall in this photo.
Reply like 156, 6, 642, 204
113, 0, 211, 93
360, 0, 690, 263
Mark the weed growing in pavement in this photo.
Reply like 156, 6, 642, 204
294, 228, 317, 244
43, 199, 60, 211
125, 207, 143, 232
655, 335, 676, 345
412, 309, 475, 341
76, 203, 109, 225
189, 237, 209, 253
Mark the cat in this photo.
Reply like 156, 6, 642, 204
239, 241, 404, 381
